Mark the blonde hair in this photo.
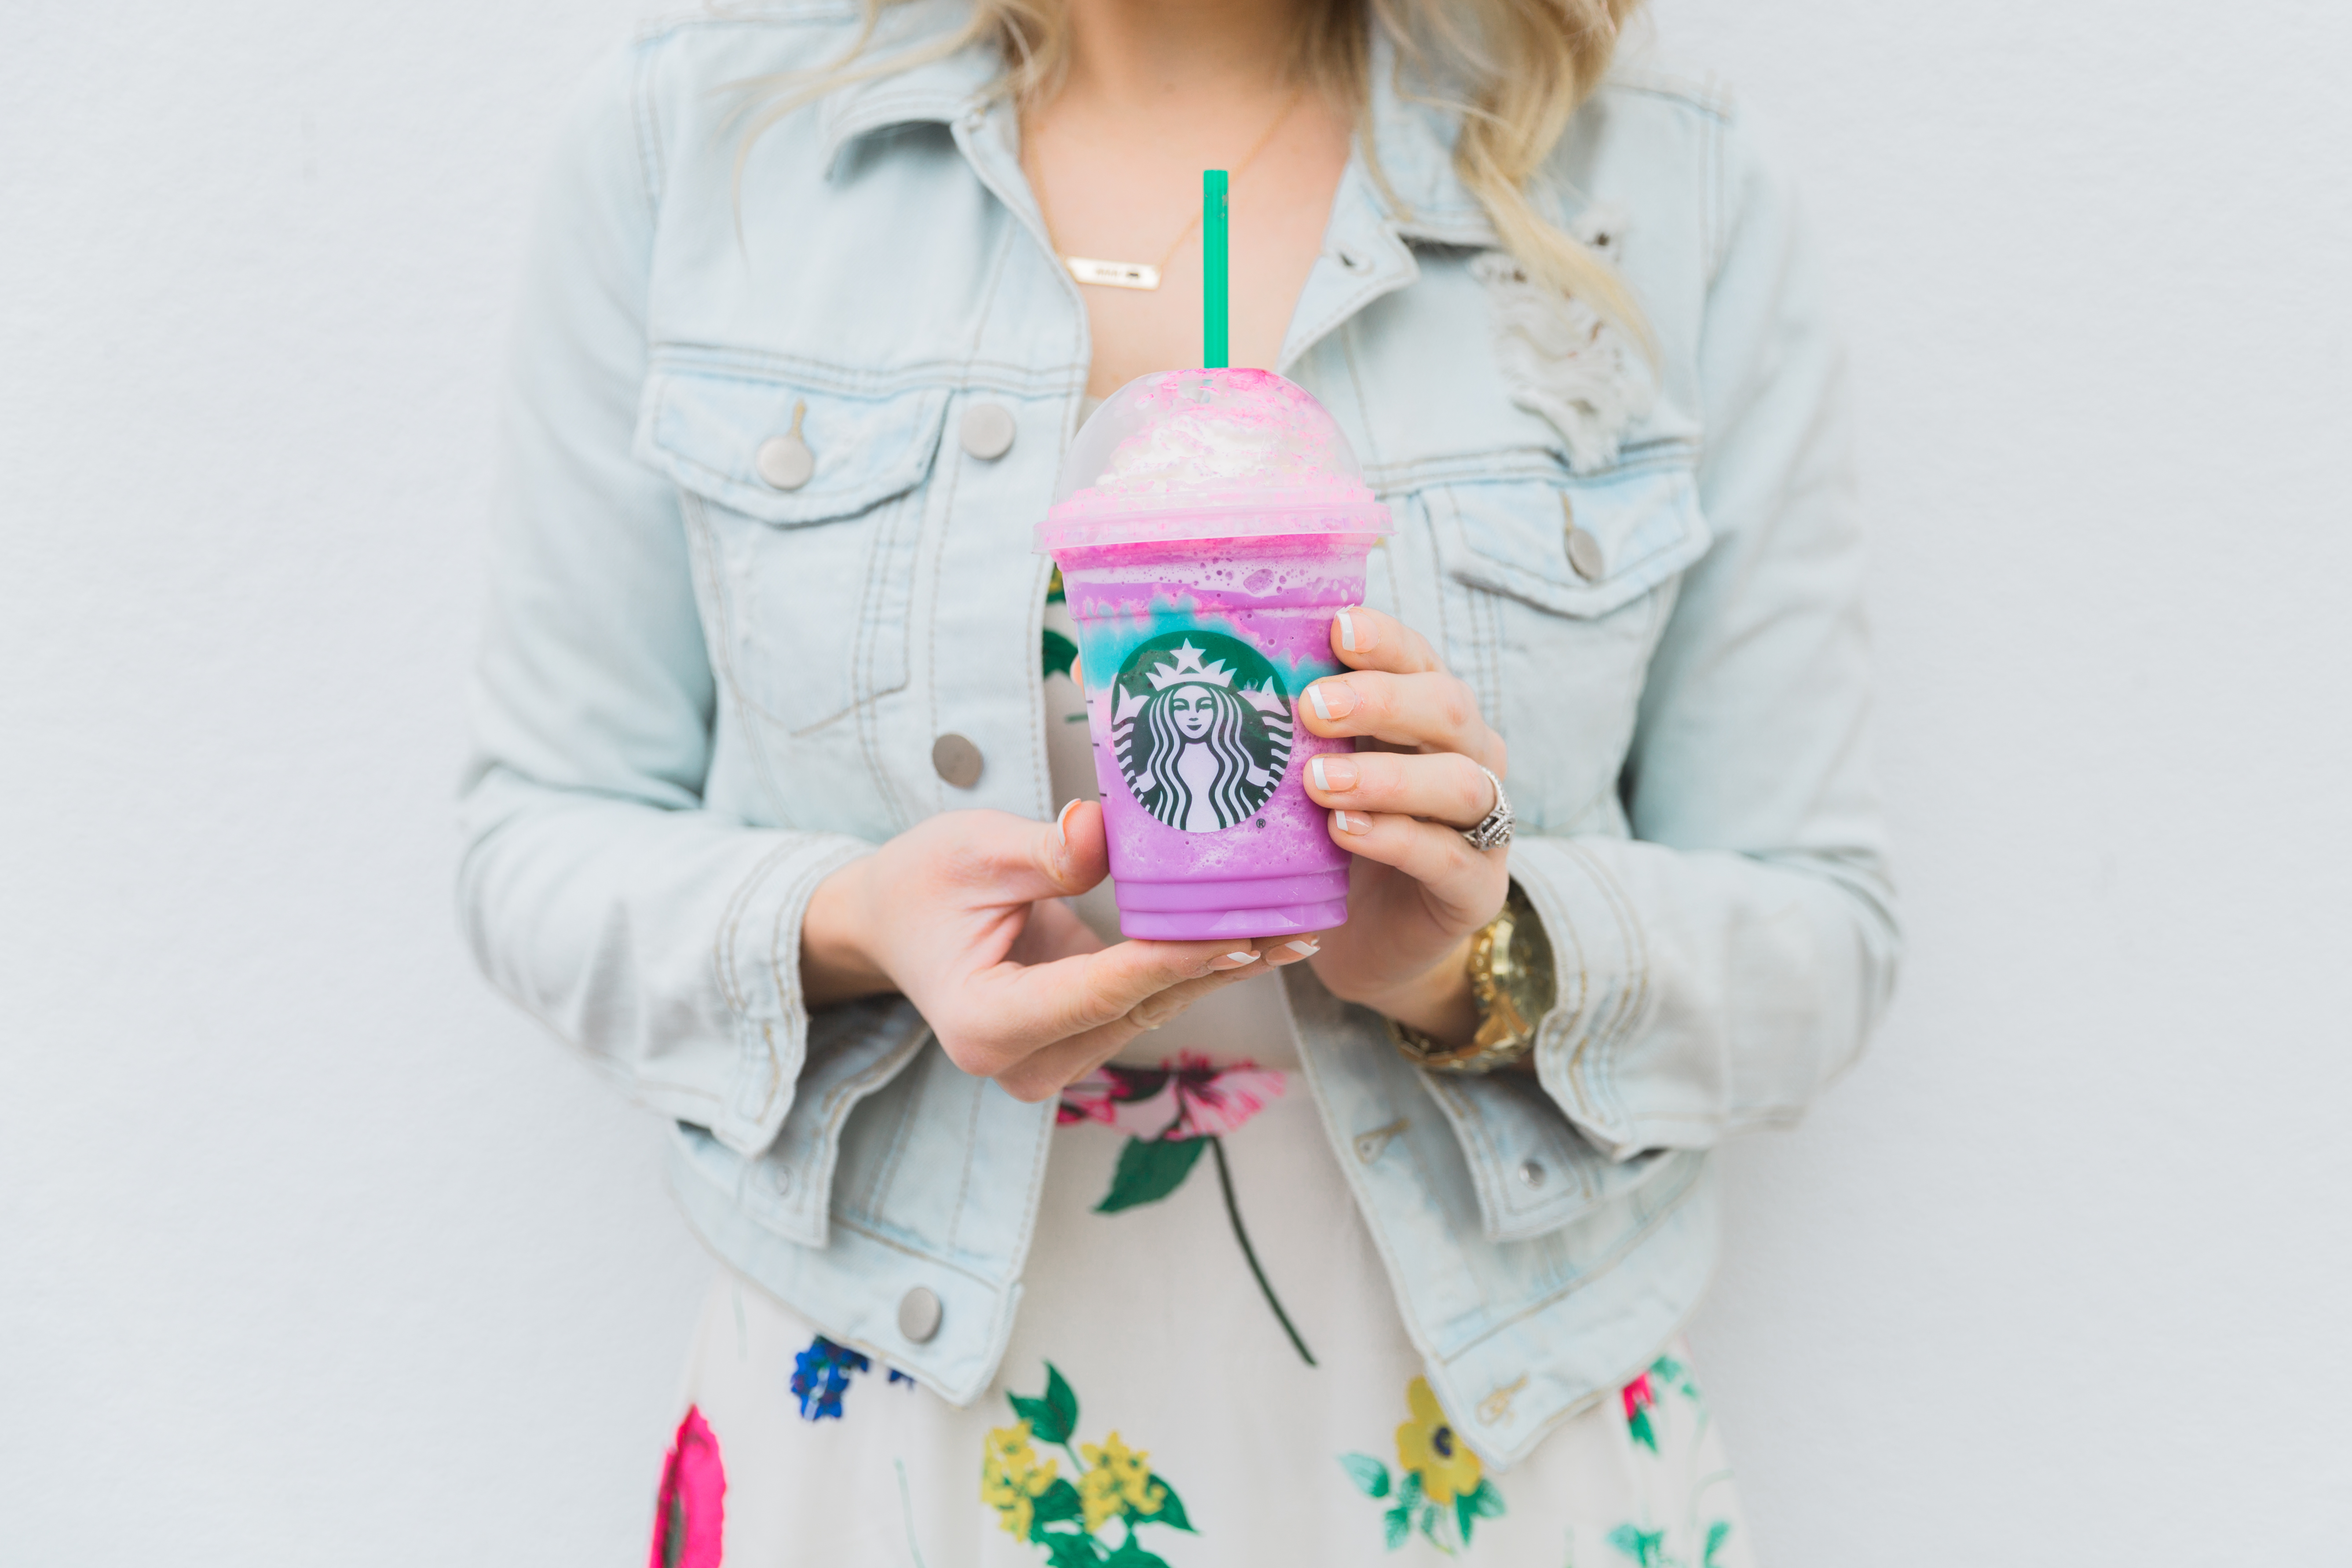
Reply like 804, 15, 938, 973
739, 0, 1647, 340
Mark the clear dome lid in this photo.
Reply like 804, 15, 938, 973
1035, 368, 1393, 553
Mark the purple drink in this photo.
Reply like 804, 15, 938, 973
1036, 369, 1393, 939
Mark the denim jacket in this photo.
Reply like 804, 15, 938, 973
459, 0, 1898, 1468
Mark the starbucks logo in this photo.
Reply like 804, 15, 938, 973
1110, 632, 1293, 833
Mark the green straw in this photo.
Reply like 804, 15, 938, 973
1202, 168, 1229, 368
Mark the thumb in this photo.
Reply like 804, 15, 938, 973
948, 800, 1110, 906
1035, 799, 1111, 898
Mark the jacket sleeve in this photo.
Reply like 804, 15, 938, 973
1510, 111, 1902, 1160
458, 47, 870, 1157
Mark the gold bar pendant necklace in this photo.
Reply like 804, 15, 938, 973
1028, 85, 1306, 291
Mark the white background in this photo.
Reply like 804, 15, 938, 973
4, 0, 2347, 1561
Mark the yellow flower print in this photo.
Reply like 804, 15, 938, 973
1079, 1430, 1167, 1523
1077, 1462, 1122, 1531
979, 1420, 1057, 1539
1394, 1377, 1482, 1506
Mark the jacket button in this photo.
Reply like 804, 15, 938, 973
1516, 1158, 1547, 1191
959, 402, 1017, 460
1564, 523, 1605, 581
755, 433, 813, 490
932, 733, 984, 789
898, 1286, 943, 1344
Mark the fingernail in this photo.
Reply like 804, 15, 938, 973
1208, 950, 1261, 971
1052, 797, 1081, 850
1309, 754, 1357, 793
1332, 809, 1372, 835
1335, 609, 1358, 653
1308, 679, 1354, 722
1284, 939, 1321, 957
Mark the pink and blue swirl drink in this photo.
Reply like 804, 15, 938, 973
1036, 369, 1393, 939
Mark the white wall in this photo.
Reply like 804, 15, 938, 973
3, 2, 2345, 1562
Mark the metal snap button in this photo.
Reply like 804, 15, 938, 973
932, 733, 984, 789
898, 1286, 943, 1344
756, 434, 813, 491
1562, 497, 1606, 581
959, 402, 1017, 461
1516, 1158, 1547, 1191
756, 399, 814, 490
1566, 528, 1605, 581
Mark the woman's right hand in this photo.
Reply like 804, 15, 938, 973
801, 802, 1298, 1103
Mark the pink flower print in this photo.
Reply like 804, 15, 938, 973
649, 1406, 725, 1568
1056, 1055, 1284, 1140
1055, 1074, 1128, 1129
1163, 1054, 1283, 1138
1622, 1371, 1662, 1455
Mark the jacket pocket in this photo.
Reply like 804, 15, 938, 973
1406, 464, 1711, 833
1426, 464, 1710, 621
636, 367, 948, 733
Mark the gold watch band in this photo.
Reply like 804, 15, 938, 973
1386, 881, 1555, 1075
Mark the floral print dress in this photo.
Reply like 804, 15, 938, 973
648, 583, 1757, 1568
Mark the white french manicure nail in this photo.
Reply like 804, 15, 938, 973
1053, 797, 1081, 848
1285, 939, 1321, 957
1310, 756, 1328, 790
1218, 950, 1260, 968
1336, 610, 1357, 653
1309, 684, 1333, 722
1333, 809, 1370, 834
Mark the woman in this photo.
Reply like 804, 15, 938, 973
461, 0, 1898, 1558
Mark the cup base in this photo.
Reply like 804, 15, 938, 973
1117, 899, 1349, 941
1112, 869, 1350, 940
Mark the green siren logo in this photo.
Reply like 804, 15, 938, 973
1111, 632, 1293, 833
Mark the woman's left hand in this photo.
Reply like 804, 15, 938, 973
1295, 605, 1511, 1043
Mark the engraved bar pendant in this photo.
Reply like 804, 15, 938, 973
1065, 256, 1162, 290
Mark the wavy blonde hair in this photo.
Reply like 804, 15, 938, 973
741, 0, 1646, 339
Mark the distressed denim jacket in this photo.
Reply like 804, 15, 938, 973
459, 0, 1899, 1469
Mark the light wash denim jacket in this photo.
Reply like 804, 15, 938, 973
460, 0, 1899, 1468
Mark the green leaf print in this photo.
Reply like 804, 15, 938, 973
1102, 1536, 1170, 1568
1042, 628, 1079, 681
1139, 1474, 1196, 1532
1010, 1363, 1079, 1445
1032, 1478, 1084, 1528
1095, 1135, 1208, 1213
1383, 1472, 1425, 1552
1453, 1478, 1505, 1546
1626, 1405, 1657, 1454
1337, 1453, 1391, 1499
1650, 1354, 1702, 1407
1046, 1364, 1080, 1440
1703, 1520, 1733, 1567
1043, 1533, 1105, 1568
1382, 1507, 1412, 1552
1607, 1524, 1666, 1567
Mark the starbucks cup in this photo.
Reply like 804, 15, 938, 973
1035, 368, 1394, 939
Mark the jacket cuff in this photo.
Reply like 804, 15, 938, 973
1505, 836, 1654, 1161
701, 831, 874, 1156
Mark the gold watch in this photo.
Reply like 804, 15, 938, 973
1385, 881, 1555, 1075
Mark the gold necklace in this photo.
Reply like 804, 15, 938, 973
1025, 84, 1308, 291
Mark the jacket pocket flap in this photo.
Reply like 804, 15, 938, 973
1430, 466, 1711, 619
635, 369, 949, 525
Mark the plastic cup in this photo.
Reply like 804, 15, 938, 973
1035, 368, 1394, 939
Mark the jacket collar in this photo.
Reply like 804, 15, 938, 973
815, 0, 1003, 172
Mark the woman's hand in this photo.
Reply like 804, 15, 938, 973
1295, 606, 1511, 1044
801, 802, 1306, 1103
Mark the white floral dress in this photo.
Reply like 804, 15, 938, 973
645, 583, 1756, 1568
